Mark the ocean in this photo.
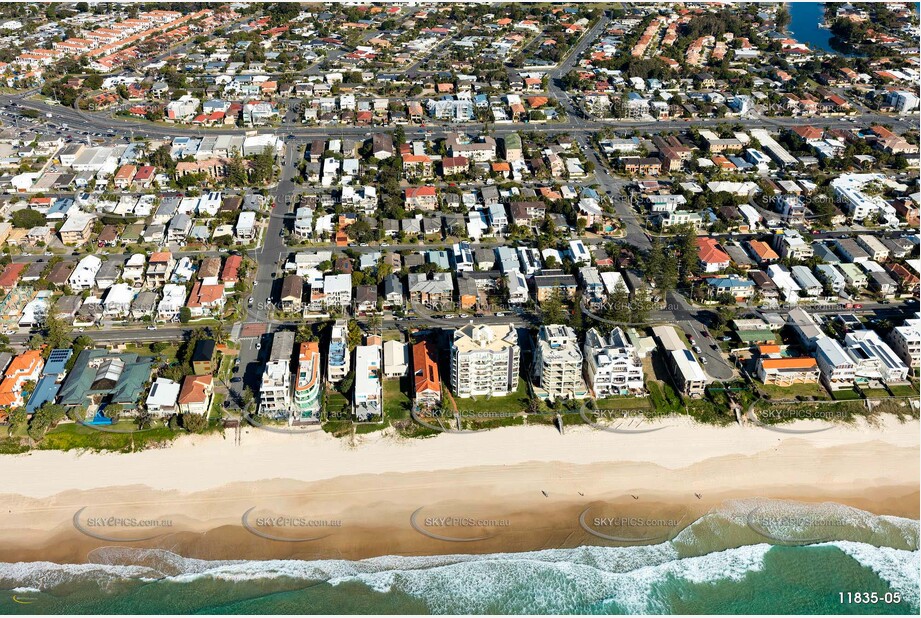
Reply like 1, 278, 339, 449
2, 501, 918, 614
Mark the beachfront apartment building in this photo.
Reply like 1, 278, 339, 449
450, 324, 520, 398
294, 342, 321, 420
327, 320, 350, 384
354, 344, 382, 421
583, 327, 645, 397
532, 325, 587, 401
888, 318, 921, 369
815, 336, 856, 391
652, 325, 707, 398
844, 330, 909, 384
260, 331, 294, 417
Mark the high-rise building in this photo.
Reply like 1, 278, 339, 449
450, 324, 520, 398
533, 325, 587, 401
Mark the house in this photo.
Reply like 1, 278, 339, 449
186, 282, 225, 317
888, 318, 921, 369
192, 339, 216, 375
177, 374, 213, 416
372, 133, 394, 159
412, 340, 441, 408
146, 252, 174, 288
69, 255, 102, 291
747, 240, 779, 265
280, 274, 304, 312
383, 340, 409, 378
697, 237, 730, 273
146, 377, 181, 416
756, 356, 821, 386
0, 350, 44, 408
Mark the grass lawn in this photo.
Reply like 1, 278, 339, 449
210, 393, 226, 421
647, 381, 682, 413
125, 343, 179, 364
887, 383, 919, 397
325, 391, 350, 420
381, 330, 403, 343
217, 354, 235, 382
859, 387, 892, 399
831, 388, 862, 401
383, 378, 412, 420
758, 382, 830, 400
595, 396, 651, 411
452, 379, 530, 416
36, 421, 178, 453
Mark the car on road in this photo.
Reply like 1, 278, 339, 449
496, 312, 505, 317
702, 330, 710, 338
230, 377, 242, 383
854, 304, 863, 309
147, 325, 157, 330
459, 314, 469, 318
76, 327, 85, 332
444, 314, 455, 319
700, 357, 708, 364
248, 297, 254, 306
693, 345, 703, 354
255, 343, 261, 350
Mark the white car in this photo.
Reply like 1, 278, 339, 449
147, 325, 157, 331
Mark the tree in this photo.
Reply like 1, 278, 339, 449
338, 369, 355, 397
41, 311, 71, 353
775, 6, 791, 32
179, 307, 192, 323
646, 236, 665, 283
226, 149, 248, 186
136, 410, 152, 430
608, 282, 632, 324
346, 319, 363, 350
241, 387, 255, 414
540, 289, 567, 325
252, 146, 275, 185
182, 412, 208, 433
8, 407, 26, 434
12, 209, 46, 229
631, 286, 652, 325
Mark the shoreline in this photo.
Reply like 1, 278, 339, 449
0, 417, 917, 564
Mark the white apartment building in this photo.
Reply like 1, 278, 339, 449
888, 318, 921, 369
533, 325, 587, 401
844, 330, 909, 384
324, 274, 352, 309
354, 344, 382, 421
259, 360, 291, 417
327, 319, 350, 383
157, 284, 187, 321
260, 331, 295, 417
583, 327, 645, 396
815, 336, 856, 391
450, 324, 520, 398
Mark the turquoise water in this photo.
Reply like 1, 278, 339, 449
2, 501, 918, 614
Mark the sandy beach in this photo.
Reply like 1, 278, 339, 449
0, 416, 918, 563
